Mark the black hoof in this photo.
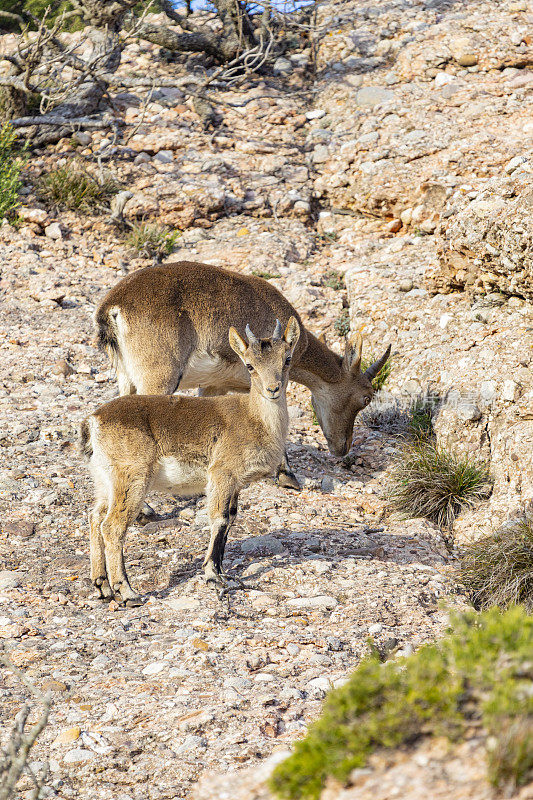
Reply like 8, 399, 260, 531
277, 471, 301, 491
94, 577, 113, 600
124, 596, 144, 607
136, 502, 155, 524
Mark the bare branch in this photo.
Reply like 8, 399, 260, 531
0, 653, 51, 800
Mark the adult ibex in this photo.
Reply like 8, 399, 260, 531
80, 318, 300, 605
95, 262, 390, 488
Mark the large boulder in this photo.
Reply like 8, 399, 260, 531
430, 170, 533, 298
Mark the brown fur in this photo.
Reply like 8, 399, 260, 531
81, 319, 300, 605
96, 261, 390, 457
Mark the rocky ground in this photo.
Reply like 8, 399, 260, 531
1, 0, 532, 798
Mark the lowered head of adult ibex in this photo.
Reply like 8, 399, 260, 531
305, 330, 388, 457
80, 317, 300, 605
95, 262, 391, 479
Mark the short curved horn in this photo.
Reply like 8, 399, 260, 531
364, 345, 391, 380
245, 324, 258, 345
273, 319, 283, 340
350, 332, 363, 373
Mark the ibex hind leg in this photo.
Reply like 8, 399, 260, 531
277, 450, 301, 491
90, 495, 113, 601
101, 471, 151, 606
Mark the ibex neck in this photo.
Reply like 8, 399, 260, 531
292, 331, 344, 390
247, 388, 289, 441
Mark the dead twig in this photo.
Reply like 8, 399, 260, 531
0, 652, 52, 800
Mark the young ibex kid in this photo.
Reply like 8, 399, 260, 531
80, 318, 300, 606
95, 262, 391, 490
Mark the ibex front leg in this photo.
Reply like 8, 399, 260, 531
203, 473, 237, 598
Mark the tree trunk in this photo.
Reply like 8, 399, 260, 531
135, 23, 224, 59
0, 86, 27, 122
140, 0, 256, 62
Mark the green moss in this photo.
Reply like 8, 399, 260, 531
270, 607, 533, 800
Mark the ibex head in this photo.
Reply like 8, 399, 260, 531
229, 317, 300, 402
312, 332, 391, 457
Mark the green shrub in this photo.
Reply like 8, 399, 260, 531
251, 269, 281, 280
458, 515, 533, 611
0, 1, 159, 31
0, 123, 24, 220
126, 222, 179, 259
322, 269, 345, 291
270, 607, 533, 800
38, 165, 118, 212
408, 394, 435, 440
486, 717, 533, 792
333, 310, 350, 338
361, 351, 391, 392
388, 442, 491, 529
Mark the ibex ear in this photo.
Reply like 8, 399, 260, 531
343, 332, 363, 374
318, 332, 327, 345
283, 316, 300, 350
229, 327, 248, 358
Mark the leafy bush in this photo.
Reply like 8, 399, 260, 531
0, 124, 24, 220
388, 441, 491, 529
321, 269, 345, 291
458, 515, 533, 611
333, 310, 350, 337
270, 607, 533, 800
126, 222, 179, 259
38, 165, 118, 212
0, 1, 159, 30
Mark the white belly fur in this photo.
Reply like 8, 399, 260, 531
179, 351, 248, 391
152, 457, 207, 497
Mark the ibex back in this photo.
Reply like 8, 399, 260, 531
96, 262, 391, 485
80, 318, 300, 605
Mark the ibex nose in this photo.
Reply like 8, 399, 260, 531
266, 384, 281, 398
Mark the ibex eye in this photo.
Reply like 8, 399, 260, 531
285, 356, 292, 366
246, 364, 254, 372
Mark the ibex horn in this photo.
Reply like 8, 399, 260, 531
273, 319, 283, 340
245, 324, 258, 345
351, 332, 363, 372
364, 345, 391, 380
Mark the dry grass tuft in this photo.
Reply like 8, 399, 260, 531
38, 164, 117, 212
389, 441, 491, 529
458, 515, 533, 611
125, 222, 179, 260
